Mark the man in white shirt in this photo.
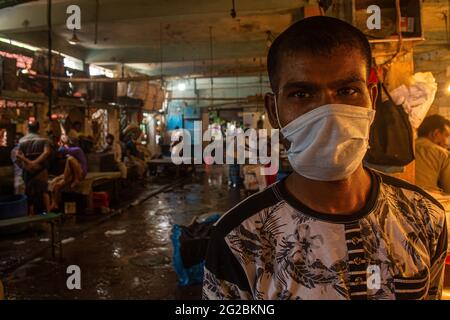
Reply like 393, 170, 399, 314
203, 16, 447, 300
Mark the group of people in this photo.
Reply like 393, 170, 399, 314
10, 120, 124, 215
10, 120, 87, 214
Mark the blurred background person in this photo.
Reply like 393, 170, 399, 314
415, 114, 450, 195
49, 137, 87, 211
10, 132, 24, 195
15, 121, 52, 215
67, 121, 82, 146
99, 133, 127, 178
125, 132, 146, 179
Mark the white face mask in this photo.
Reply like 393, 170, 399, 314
275, 99, 375, 181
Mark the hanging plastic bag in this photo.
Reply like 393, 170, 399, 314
390, 72, 437, 128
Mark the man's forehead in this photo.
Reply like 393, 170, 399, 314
277, 49, 367, 85
444, 124, 450, 133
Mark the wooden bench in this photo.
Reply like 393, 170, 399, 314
0, 212, 63, 259
59, 172, 122, 212
73, 171, 122, 195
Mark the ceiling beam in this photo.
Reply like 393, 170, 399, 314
127, 64, 267, 79
85, 39, 268, 64
0, 30, 89, 60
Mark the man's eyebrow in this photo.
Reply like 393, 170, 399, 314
281, 75, 366, 92
329, 75, 366, 87
281, 81, 318, 92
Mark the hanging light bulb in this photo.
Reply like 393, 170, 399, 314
68, 29, 80, 45
230, 0, 237, 18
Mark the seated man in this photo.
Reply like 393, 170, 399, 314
67, 121, 82, 147
125, 133, 146, 178
100, 134, 122, 161
415, 114, 450, 194
49, 141, 88, 211
99, 133, 127, 178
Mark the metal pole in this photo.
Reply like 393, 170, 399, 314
209, 26, 213, 102
95, 0, 99, 44
47, 0, 52, 119
160, 22, 163, 84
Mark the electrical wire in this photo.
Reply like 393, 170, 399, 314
380, 0, 404, 68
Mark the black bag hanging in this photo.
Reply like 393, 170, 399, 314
365, 82, 415, 166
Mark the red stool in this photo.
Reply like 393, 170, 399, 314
92, 192, 110, 209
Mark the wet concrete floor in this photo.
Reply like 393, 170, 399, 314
1, 166, 246, 299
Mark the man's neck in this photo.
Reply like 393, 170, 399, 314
424, 136, 436, 144
423, 135, 448, 150
285, 165, 372, 215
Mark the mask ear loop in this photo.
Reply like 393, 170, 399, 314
273, 94, 283, 129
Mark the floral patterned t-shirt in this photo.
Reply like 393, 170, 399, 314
202, 169, 448, 300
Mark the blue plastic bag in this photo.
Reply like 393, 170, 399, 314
171, 214, 221, 286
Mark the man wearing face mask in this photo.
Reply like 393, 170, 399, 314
203, 16, 447, 300
415, 114, 450, 195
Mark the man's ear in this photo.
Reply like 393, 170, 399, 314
431, 128, 441, 142
369, 84, 378, 110
264, 93, 279, 129
264, 92, 291, 150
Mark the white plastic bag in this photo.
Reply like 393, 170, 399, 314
390, 72, 437, 128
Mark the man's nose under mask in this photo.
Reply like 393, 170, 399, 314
275, 101, 375, 181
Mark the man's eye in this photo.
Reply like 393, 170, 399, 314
289, 91, 311, 99
338, 88, 359, 96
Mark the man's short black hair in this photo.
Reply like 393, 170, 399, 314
267, 16, 372, 93
106, 133, 114, 141
28, 121, 40, 133
418, 114, 450, 137
73, 121, 82, 127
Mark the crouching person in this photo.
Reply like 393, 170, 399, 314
49, 142, 87, 211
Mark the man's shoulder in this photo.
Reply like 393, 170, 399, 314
19, 133, 35, 142
416, 137, 449, 157
19, 134, 48, 146
376, 170, 444, 211
212, 183, 283, 238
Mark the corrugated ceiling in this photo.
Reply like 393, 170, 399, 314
0, 0, 36, 10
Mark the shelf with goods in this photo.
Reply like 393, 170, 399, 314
0, 89, 116, 110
